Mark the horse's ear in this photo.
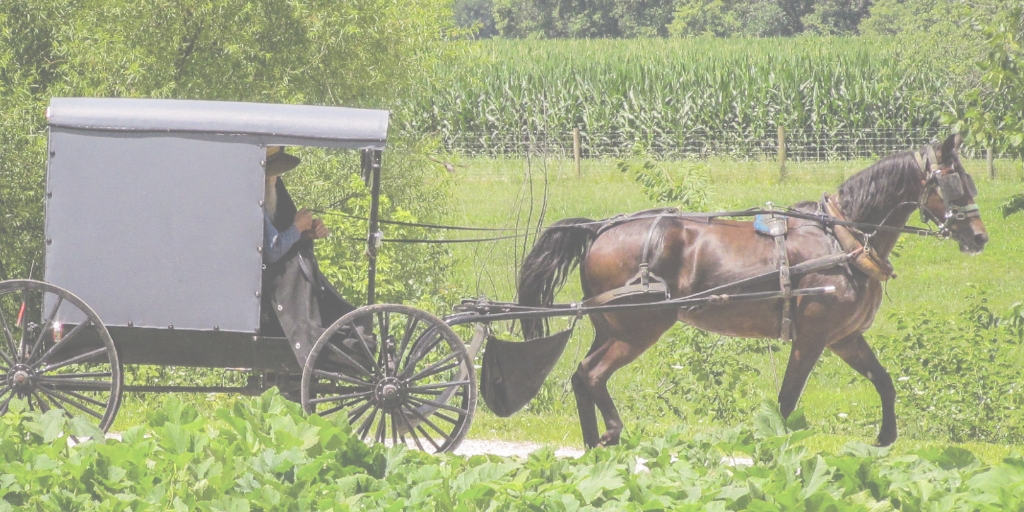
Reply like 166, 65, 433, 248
940, 133, 962, 164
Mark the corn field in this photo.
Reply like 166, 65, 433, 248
403, 37, 983, 159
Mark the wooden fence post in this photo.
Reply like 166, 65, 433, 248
987, 148, 995, 179
777, 126, 787, 183
573, 127, 582, 178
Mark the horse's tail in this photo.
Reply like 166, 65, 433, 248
517, 218, 600, 339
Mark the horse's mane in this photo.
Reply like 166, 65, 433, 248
837, 151, 923, 224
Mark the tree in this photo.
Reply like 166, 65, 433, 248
455, 0, 498, 38
959, 4, 1024, 157
493, 0, 674, 38
800, 0, 871, 34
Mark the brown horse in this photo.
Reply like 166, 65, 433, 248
517, 134, 988, 448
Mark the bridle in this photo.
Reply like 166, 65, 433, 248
915, 145, 981, 237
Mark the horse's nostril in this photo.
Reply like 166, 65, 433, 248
975, 233, 989, 246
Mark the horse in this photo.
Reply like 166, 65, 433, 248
516, 134, 988, 448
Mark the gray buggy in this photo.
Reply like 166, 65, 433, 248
0, 98, 477, 453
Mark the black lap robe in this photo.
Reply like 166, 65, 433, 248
261, 179, 356, 367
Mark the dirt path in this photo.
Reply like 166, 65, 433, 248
454, 439, 584, 458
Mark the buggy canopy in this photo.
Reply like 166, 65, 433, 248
47, 97, 389, 150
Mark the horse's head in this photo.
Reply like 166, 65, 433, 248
918, 134, 988, 254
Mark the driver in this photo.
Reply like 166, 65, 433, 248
260, 146, 357, 369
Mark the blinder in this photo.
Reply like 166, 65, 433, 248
936, 171, 977, 203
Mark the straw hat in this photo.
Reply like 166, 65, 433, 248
265, 146, 300, 176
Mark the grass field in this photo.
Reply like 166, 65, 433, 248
441, 155, 1024, 460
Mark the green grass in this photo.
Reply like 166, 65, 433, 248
443, 155, 1024, 457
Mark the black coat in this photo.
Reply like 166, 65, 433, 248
262, 179, 356, 367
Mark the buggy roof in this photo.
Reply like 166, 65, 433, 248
47, 97, 389, 150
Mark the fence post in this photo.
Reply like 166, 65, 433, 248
987, 148, 995, 179
777, 126, 787, 183
573, 127, 582, 178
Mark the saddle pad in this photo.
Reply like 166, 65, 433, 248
753, 214, 788, 237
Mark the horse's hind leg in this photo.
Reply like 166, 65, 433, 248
573, 336, 652, 448
572, 332, 606, 448
829, 333, 897, 446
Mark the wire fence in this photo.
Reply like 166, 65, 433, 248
440, 128, 1020, 161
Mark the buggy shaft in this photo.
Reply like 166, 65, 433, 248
448, 285, 836, 325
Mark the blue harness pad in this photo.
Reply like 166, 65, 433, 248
753, 214, 772, 236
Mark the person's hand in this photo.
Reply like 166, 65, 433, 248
293, 208, 314, 232
310, 218, 330, 239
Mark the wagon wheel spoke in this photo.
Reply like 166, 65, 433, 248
41, 382, 110, 410
376, 310, 390, 371
356, 407, 379, 441
390, 411, 400, 446
0, 388, 13, 415
28, 295, 63, 363
312, 368, 370, 387
346, 400, 374, 425
407, 352, 461, 383
396, 406, 425, 451
352, 324, 377, 368
307, 389, 373, 406
38, 347, 108, 374
394, 315, 419, 373
17, 288, 28, 357
408, 379, 471, 394
401, 329, 444, 375
37, 386, 105, 420
374, 410, 388, 444
406, 395, 470, 417
30, 320, 90, 371
324, 342, 372, 378
400, 402, 449, 451
0, 300, 18, 364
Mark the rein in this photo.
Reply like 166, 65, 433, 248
314, 206, 949, 245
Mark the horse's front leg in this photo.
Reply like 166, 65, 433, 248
829, 333, 897, 446
777, 338, 826, 419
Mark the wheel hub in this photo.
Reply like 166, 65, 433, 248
8, 364, 35, 393
373, 376, 405, 409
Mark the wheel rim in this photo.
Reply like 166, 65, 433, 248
0, 280, 122, 432
302, 304, 476, 453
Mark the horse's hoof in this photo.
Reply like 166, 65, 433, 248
874, 433, 897, 447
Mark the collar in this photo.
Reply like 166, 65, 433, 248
824, 194, 895, 281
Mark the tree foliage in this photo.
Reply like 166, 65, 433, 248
492, 0, 675, 38
0, 0, 456, 303
957, 3, 1024, 155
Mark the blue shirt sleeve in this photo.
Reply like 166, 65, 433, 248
263, 211, 301, 264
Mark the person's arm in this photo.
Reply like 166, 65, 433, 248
263, 211, 302, 264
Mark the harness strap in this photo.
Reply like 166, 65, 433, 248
765, 208, 794, 341
582, 214, 671, 308
824, 194, 895, 281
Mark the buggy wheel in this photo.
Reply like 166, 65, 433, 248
301, 304, 476, 453
0, 279, 123, 432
